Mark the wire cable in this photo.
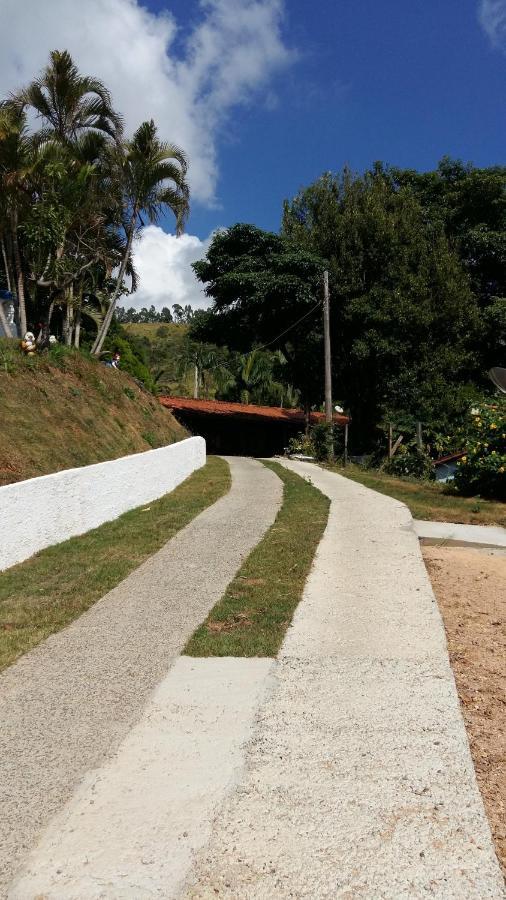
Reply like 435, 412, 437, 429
252, 299, 322, 352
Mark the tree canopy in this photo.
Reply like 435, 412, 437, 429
192, 166, 494, 446
281, 166, 481, 443
191, 223, 326, 407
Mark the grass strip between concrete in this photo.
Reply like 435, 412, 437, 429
0, 457, 230, 672
327, 462, 506, 528
185, 461, 330, 657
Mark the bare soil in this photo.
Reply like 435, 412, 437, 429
423, 545, 506, 877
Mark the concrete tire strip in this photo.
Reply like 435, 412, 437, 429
1, 457, 283, 898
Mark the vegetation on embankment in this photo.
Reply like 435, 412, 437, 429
0, 457, 230, 671
185, 461, 330, 657
0, 339, 187, 487
328, 462, 506, 528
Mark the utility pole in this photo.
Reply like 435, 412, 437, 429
323, 270, 333, 461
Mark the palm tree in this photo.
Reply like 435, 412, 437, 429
14, 50, 123, 144
0, 104, 33, 335
91, 120, 189, 355
240, 349, 277, 404
2, 50, 123, 338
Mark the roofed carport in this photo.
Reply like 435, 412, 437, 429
159, 397, 349, 457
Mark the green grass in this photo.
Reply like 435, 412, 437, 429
327, 462, 506, 527
0, 457, 230, 672
185, 461, 330, 657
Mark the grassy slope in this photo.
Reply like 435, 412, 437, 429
0, 457, 230, 671
185, 461, 330, 657
0, 339, 187, 487
328, 463, 506, 527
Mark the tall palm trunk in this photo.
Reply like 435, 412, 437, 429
74, 304, 82, 348
1, 237, 13, 293
63, 284, 74, 346
11, 208, 27, 336
91, 207, 137, 355
0, 235, 14, 336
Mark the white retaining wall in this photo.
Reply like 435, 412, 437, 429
0, 437, 206, 571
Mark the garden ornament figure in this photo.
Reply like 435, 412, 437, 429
20, 332, 37, 356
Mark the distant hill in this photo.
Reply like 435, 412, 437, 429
123, 322, 194, 397
0, 339, 187, 487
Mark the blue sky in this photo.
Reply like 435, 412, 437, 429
151, 0, 506, 239
1, 0, 504, 308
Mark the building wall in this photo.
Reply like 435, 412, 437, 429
0, 437, 206, 571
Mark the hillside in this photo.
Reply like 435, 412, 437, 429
123, 323, 194, 397
0, 340, 187, 487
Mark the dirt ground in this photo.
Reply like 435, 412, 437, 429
423, 544, 506, 878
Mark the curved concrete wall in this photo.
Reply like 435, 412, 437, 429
0, 437, 206, 571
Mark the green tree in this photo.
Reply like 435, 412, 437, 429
0, 104, 33, 334
91, 120, 189, 354
14, 49, 123, 143
282, 168, 479, 445
1, 51, 124, 341
387, 158, 506, 370
191, 224, 326, 408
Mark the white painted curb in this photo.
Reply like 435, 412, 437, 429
0, 436, 206, 571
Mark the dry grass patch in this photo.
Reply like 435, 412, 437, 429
185, 461, 330, 657
0, 339, 186, 486
0, 457, 230, 671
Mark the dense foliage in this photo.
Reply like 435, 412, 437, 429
454, 401, 506, 500
281, 167, 482, 444
192, 165, 504, 447
191, 223, 326, 407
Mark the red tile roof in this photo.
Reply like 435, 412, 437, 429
160, 396, 349, 426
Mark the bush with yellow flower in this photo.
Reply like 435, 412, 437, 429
454, 399, 506, 500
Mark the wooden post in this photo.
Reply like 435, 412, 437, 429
416, 421, 423, 450
388, 423, 393, 459
391, 434, 404, 456
323, 270, 333, 461
193, 364, 199, 400
344, 422, 349, 467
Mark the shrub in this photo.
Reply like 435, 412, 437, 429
287, 423, 344, 461
384, 441, 435, 480
104, 335, 155, 392
454, 400, 506, 500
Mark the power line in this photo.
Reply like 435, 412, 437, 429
252, 299, 323, 353
179, 298, 323, 380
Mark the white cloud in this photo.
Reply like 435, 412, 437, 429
478, 0, 506, 48
0, 0, 293, 204
125, 225, 213, 311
